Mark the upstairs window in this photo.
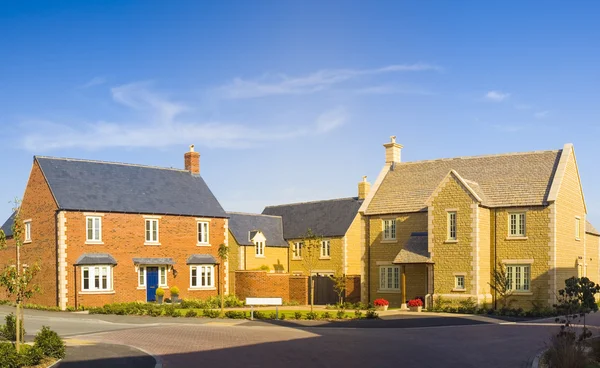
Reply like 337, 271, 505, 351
575, 217, 581, 240
293, 242, 303, 259
256, 241, 265, 256
86, 216, 102, 242
509, 213, 526, 237
383, 219, 396, 240
82, 265, 112, 292
197, 221, 209, 244
145, 219, 159, 243
24, 221, 31, 243
321, 240, 331, 258
447, 212, 457, 241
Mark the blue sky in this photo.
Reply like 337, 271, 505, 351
1, 1, 599, 224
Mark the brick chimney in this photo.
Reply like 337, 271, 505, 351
383, 135, 403, 164
358, 176, 371, 200
184, 144, 200, 175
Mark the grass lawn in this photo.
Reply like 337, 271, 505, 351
175, 309, 360, 319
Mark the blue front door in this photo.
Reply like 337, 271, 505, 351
146, 267, 159, 302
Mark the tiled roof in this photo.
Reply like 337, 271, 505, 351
587, 221, 600, 236
393, 232, 432, 264
187, 254, 219, 264
132, 258, 176, 265
262, 197, 363, 239
367, 149, 562, 214
0, 211, 16, 238
75, 253, 118, 265
35, 156, 227, 218
227, 212, 287, 247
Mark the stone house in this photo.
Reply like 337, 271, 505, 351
360, 136, 596, 309
0, 146, 229, 310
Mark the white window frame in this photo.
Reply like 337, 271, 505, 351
320, 240, 331, 258
447, 211, 457, 241
293, 242, 303, 259
509, 212, 526, 237
506, 264, 531, 292
190, 265, 215, 289
86, 216, 102, 243
197, 221, 209, 245
145, 219, 159, 243
379, 266, 400, 291
575, 217, 581, 240
383, 219, 396, 241
137, 266, 168, 288
455, 275, 465, 290
255, 241, 265, 257
81, 265, 113, 292
24, 221, 31, 243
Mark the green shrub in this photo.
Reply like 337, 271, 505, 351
1, 313, 25, 342
185, 310, 198, 318
354, 310, 363, 319
294, 311, 303, 320
259, 265, 270, 271
20, 344, 44, 366
336, 310, 346, 319
34, 326, 66, 359
268, 312, 277, 319
0, 342, 20, 368
543, 334, 587, 368
365, 309, 379, 319
224, 311, 246, 319
203, 309, 220, 318
279, 313, 286, 320
147, 306, 163, 317
253, 311, 267, 320
170, 286, 180, 296
164, 305, 177, 317
283, 300, 300, 306
223, 295, 245, 308
156, 288, 165, 297
305, 312, 318, 320
322, 311, 331, 319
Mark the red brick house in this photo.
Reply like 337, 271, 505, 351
0, 146, 229, 310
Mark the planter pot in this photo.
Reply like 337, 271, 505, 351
172, 295, 179, 303
376, 305, 388, 311
157, 295, 164, 304
409, 306, 422, 312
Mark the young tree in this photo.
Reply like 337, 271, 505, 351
328, 269, 347, 306
554, 276, 600, 342
0, 199, 41, 351
488, 262, 514, 309
298, 229, 322, 312
217, 243, 229, 317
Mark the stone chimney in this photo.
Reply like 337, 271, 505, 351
358, 176, 371, 200
383, 135, 403, 164
184, 144, 200, 175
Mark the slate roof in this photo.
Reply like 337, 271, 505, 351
0, 211, 16, 238
75, 253, 118, 265
393, 232, 432, 264
367, 150, 562, 214
187, 254, 219, 264
262, 197, 363, 239
132, 258, 176, 265
34, 156, 227, 218
587, 221, 600, 236
227, 212, 287, 247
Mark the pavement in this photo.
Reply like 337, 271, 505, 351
3, 305, 597, 368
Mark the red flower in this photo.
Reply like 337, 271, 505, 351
373, 298, 389, 307
407, 298, 423, 307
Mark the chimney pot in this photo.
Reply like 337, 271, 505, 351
184, 144, 200, 175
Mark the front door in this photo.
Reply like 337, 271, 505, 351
146, 267, 159, 302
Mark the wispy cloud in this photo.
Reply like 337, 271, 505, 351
484, 90, 510, 102
534, 110, 550, 119
79, 76, 107, 89
219, 63, 441, 99
22, 83, 346, 151
353, 85, 435, 96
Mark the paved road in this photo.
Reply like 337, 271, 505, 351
4, 306, 598, 368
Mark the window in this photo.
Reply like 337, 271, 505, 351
145, 219, 159, 243
506, 264, 531, 292
447, 212, 457, 241
160, 266, 167, 286
86, 216, 102, 242
138, 266, 168, 287
379, 266, 400, 291
383, 219, 396, 240
81, 265, 112, 292
138, 267, 145, 287
455, 275, 465, 290
190, 265, 214, 288
24, 221, 31, 243
576, 217, 581, 240
509, 213, 526, 237
197, 221, 209, 244
321, 240, 331, 258
255, 241, 265, 257
293, 242, 303, 259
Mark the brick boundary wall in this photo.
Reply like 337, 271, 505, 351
289, 276, 308, 305
345, 275, 361, 303
235, 271, 309, 305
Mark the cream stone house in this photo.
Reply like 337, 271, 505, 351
359, 136, 597, 309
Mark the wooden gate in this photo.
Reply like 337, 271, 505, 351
310, 274, 337, 305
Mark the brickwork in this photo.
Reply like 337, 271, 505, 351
0, 161, 59, 306
234, 271, 290, 302
478, 207, 492, 299
184, 151, 200, 175
344, 275, 361, 303
587, 233, 600, 286
345, 214, 363, 276
289, 276, 309, 305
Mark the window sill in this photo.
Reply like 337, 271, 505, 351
452, 288, 466, 292
188, 287, 216, 291
512, 292, 533, 296
381, 239, 397, 244
445, 240, 458, 244
144, 242, 161, 246
319, 257, 331, 260
576, 238, 581, 242
79, 290, 115, 295
377, 290, 401, 294
24, 240, 32, 244
292, 258, 303, 261
197, 243, 211, 247
255, 255, 266, 258
505, 237, 528, 241
85, 241, 104, 245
